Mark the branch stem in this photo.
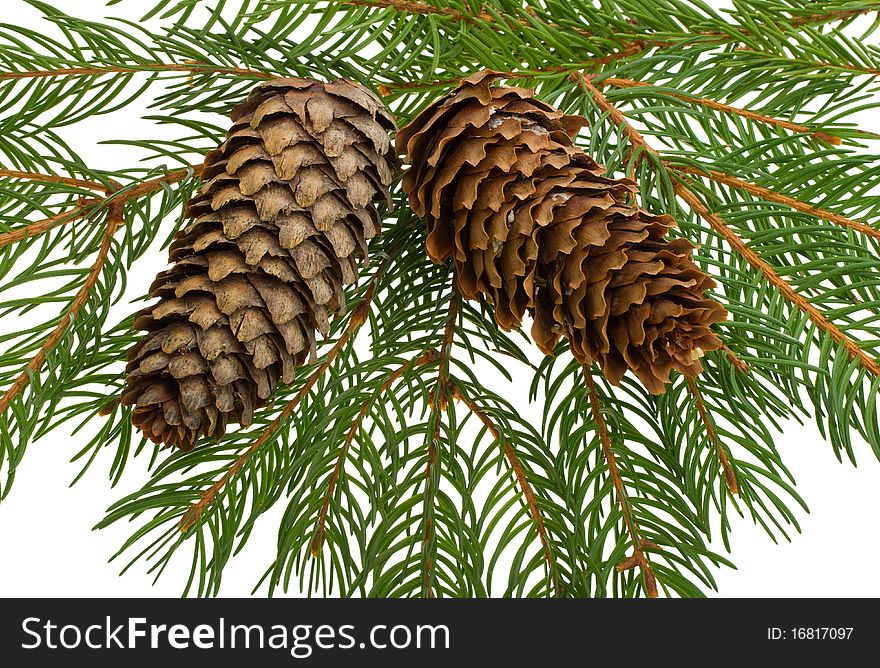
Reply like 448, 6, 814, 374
449, 380, 557, 593
598, 77, 843, 144
577, 72, 880, 379
421, 295, 459, 598
676, 166, 880, 242
0, 201, 125, 415
0, 166, 202, 249
310, 348, 441, 556
0, 63, 271, 81
686, 378, 738, 495
582, 366, 658, 598
179, 272, 383, 532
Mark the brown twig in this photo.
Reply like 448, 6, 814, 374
310, 348, 441, 556
676, 166, 880, 242
0, 166, 205, 415
421, 296, 459, 598
578, 72, 880, 379
179, 273, 383, 532
0, 165, 201, 249
0, 207, 92, 249
582, 366, 658, 598
673, 181, 880, 377
597, 76, 843, 145
733, 47, 880, 78
449, 380, 558, 593
722, 343, 749, 374
345, 2, 871, 47
0, 169, 113, 192
0, 200, 125, 415
381, 45, 647, 94
685, 377, 738, 495
0, 63, 271, 81
372, 4, 876, 97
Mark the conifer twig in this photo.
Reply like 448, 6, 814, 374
577, 72, 880, 379
421, 295, 459, 598
675, 166, 880, 242
310, 347, 441, 556
178, 270, 385, 532
686, 378, 738, 495
722, 343, 749, 375
0, 206, 92, 249
0, 166, 201, 248
346, 2, 873, 53
0, 169, 113, 192
582, 366, 658, 598
0, 63, 271, 81
0, 199, 125, 415
449, 380, 558, 593
0, 166, 203, 416
596, 77, 844, 144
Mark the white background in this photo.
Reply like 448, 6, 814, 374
1, 0, 879, 598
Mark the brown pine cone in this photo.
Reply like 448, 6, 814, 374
122, 78, 398, 450
397, 71, 726, 393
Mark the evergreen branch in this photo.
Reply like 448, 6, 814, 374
577, 72, 880, 379
421, 294, 458, 598
178, 268, 384, 532
733, 47, 880, 78
344, 0, 492, 25
0, 199, 125, 416
675, 165, 880, 243
686, 377, 738, 495
0, 165, 200, 248
449, 380, 557, 593
344, 1, 873, 49
0, 169, 114, 192
582, 365, 658, 598
0, 164, 200, 417
309, 347, 441, 556
382, 46, 647, 93
597, 76, 845, 145
673, 182, 880, 377
0, 62, 271, 81
0, 169, 119, 248
0, 205, 91, 249
721, 343, 749, 374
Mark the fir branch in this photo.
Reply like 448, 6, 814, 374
0, 62, 272, 81
449, 380, 557, 592
721, 343, 750, 375
344, 0, 492, 25
421, 295, 458, 598
596, 76, 845, 145
0, 206, 91, 249
733, 47, 880, 78
686, 377, 739, 496
178, 267, 384, 532
674, 165, 880, 243
0, 199, 125, 416
0, 164, 201, 417
309, 347, 441, 556
582, 365, 658, 598
577, 72, 880, 379
0, 169, 115, 192
0, 165, 200, 248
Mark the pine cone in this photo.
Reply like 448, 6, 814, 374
397, 71, 726, 393
122, 78, 397, 450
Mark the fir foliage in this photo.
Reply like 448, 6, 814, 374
1, 0, 880, 597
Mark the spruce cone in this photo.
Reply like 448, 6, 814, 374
122, 78, 397, 450
397, 71, 726, 393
